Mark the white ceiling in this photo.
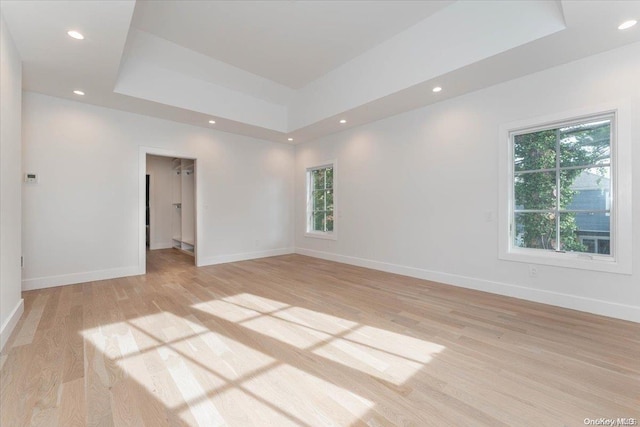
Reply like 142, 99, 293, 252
132, 0, 453, 89
2, 1, 640, 144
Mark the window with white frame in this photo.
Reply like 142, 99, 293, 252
499, 107, 632, 274
306, 164, 335, 237
511, 113, 614, 256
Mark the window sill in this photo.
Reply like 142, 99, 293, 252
304, 231, 337, 241
499, 248, 631, 275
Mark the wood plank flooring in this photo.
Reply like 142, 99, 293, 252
1, 249, 638, 426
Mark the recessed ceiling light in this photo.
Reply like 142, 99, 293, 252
67, 30, 84, 40
432, 86, 442, 93
208, 120, 216, 124
618, 20, 637, 30
73, 90, 85, 96
288, 137, 293, 141
339, 119, 347, 124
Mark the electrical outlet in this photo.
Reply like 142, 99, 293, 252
24, 173, 38, 184
528, 265, 538, 278
484, 210, 495, 222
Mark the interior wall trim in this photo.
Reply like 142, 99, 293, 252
0, 299, 25, 351
198, 247, 294, 267
295, 247, 640, 323
21, 266, 141, 291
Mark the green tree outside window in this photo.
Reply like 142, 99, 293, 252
309, 166, 334, 232
513, 117, 611, 253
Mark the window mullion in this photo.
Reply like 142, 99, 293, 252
559, 163, 610, 172
516, 162, 610, 175
555, 128, 561, 251
307, 172, 312, 232
322, 170, 327, 232
323, 188, 327, 212
516, 167, 558, 174
515, 209, 556, 213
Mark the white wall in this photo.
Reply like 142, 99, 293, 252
0, 15, 24, 350
295, 42, 640, 322
22, 92, 294, 290
146, 154, 174, 250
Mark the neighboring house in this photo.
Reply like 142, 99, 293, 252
568, 170, 611, 254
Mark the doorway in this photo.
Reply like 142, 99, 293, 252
140, 149, 198, 273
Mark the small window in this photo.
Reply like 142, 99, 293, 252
306, 163, 336, 239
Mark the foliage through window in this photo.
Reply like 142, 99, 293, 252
307, 165, 334, 234
512, 114, 613, 255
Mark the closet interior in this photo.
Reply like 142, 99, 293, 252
146, 154, 196, 260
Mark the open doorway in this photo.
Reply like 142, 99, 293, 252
144, 153, 197, 268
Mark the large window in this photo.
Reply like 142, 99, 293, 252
499, 107, 632, 274
512, 114, 613, 256
306, 164, 335, 238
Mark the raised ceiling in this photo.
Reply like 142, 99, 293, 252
132, 0, 453, 89
2, 1, 640, 144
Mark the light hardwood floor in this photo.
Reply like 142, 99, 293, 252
1, 249, 638, 426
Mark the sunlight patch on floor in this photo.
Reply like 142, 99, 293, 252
194, 293, 446, 385
312, 323, 445, 384
157, 346, 226, 427
348, 325, 443, 363
221, 292, 291, 312
182, 314, 232, 356
240, 363, 376, 425
80, 294, 446, 426
192, 299, 268, 322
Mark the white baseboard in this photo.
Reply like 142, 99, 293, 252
22, 265, 142, 291
0, 299, 24, 352
20, 247, 295, 291
150, 242, 174, 250
198, 247, 294, 267
295, 248, 640, 323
